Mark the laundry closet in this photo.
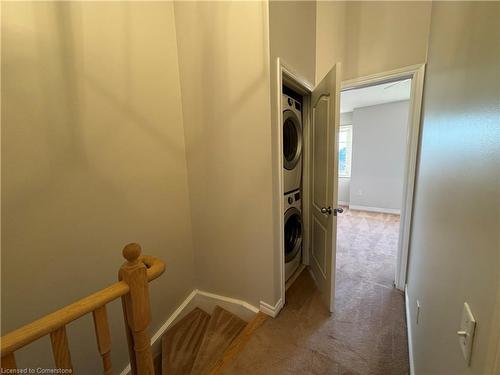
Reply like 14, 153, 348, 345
282, 86, 305, 284
278, 63, 341, 311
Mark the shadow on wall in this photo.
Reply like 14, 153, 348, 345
174, 1, 275, 305
2, 1, 194, 372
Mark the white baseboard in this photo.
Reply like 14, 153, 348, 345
405, 285, 415, 375
195, 290, 259, 321
119, 289, 259, 375
259, 298, 283, 318
151, 290, 198, 344
349, 204, 401, 215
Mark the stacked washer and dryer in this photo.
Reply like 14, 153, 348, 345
282, 89, 304, 282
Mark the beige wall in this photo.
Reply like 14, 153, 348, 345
1, 1, 194, 371
406, 2, 500, 374
173, 1, 275, 306
316, 1, 347, 83
5, 5, 498, 374
316, 1, 432, 82
269, 0, 316, 85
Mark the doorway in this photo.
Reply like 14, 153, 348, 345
336, 78, 411, 295
336, 65, 426, 293
273, 61, 424, 316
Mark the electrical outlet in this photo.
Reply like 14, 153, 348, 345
458, 302, 476, 365
416, 300, 421, 325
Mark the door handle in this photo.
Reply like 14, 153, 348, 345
321, 207, 344, 216
320, 207, 332, 215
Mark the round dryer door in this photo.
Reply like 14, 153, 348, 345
283, 110, 302, 170
284, 207, 303, 263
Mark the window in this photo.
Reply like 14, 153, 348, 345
338, 126, 352, 178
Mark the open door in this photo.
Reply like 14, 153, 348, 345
309, 64, 341, 312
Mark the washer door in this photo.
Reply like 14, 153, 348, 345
284, 207, 303, 263
283, 110, 302, 170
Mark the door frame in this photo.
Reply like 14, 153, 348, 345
274, 58, 313, 312
486, 293, 500, 374
341, 63, 426, 290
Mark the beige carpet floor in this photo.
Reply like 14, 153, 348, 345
222, 209, 408, 375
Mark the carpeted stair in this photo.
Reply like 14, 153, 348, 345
159, 306, 253, 375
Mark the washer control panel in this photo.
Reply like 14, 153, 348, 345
284, 190, 301, 211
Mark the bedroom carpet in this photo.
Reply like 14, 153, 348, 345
222, 209, 409, 375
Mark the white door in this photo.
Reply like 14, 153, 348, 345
309, 64, 341, 312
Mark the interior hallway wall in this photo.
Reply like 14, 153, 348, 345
316, 1, 432, 82
316, 1, 347, 84
406, 2, 500, 374
1, 1, 195, 372
349, 101, 410, 212
173, 1, 275, 306
270, 0, 316, 85
268, 0, 317, 303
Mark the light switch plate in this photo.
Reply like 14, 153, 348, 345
458, 302, 476, 365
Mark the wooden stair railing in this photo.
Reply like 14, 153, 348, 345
0, 243, 165, 375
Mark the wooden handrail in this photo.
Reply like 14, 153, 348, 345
141, 255, 166, 282
1, 243, 165, 375
1, 281, 129, 356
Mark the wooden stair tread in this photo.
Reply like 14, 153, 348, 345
209, 312, 269, 375
161, 307, 211, 375
191, 306, 247, 375
154, 352, 162, 375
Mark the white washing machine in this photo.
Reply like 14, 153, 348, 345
284, 189, 302, 281
282, 93, 303, 194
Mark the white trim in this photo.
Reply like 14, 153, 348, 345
491, 321, 500, 375
485, 281, 500, 374
338, 201, 349, 206
119, 289, 259, 375
120, 362, 131, 374
118, 289, 198, 375
349, 204, 400, 215
275, 58, 314, 313
275, 58, 285, 314
196, 290, 259, 314
341, 64, 426, 291
405, 285, 415, 375
150, 289, 198, 345
301, 83, 313, 268
342, 64, 423, 90
259, 298, 283, 318
396, 65, 425, 291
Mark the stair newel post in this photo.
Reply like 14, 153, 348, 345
119, 243, 155, 375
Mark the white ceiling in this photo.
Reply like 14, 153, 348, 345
340, 79, 411, 113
